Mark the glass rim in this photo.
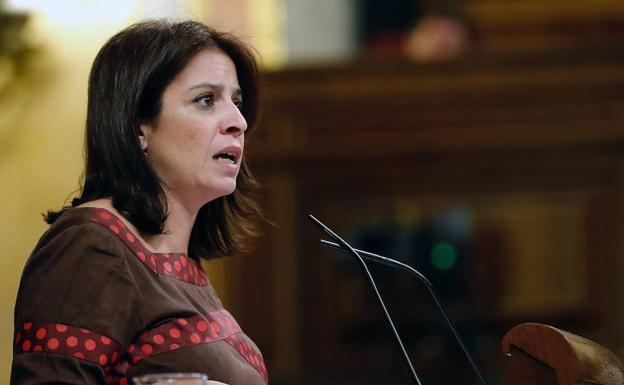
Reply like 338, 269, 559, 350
133, 372, 209, 383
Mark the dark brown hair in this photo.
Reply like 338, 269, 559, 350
45, 19, 262, 259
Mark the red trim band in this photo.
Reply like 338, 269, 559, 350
15, 321, 122, 372
15, 311, 267, 384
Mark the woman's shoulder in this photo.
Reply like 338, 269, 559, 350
36, 205, 123, 255
39, 198, 141, 255
24, 207, 131, 281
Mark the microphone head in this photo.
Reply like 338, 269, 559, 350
307, 214, 339, 241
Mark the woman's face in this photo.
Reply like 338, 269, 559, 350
139, 48, 247, 209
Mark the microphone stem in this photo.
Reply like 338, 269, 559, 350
309, 216, 424, 385
320, 240, 489, 385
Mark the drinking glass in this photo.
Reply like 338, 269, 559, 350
133, 372, 209, 385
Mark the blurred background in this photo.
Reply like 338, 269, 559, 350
1, 0, 624, 384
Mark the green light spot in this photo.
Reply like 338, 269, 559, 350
430, 242, 458, 270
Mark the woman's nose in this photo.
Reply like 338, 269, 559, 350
221, 103, 247, 136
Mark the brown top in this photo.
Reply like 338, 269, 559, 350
11, 207, 267, 385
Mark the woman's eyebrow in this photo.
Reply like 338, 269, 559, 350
188, 82, 242, 96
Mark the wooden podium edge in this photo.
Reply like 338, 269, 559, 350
502, 323, 624, 385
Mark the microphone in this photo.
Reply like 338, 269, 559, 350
308, 214, 424, 385
320, 239, 489, 385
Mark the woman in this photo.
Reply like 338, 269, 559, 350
11, 20, 267, 385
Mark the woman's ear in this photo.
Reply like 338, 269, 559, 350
137, 123, 150, 152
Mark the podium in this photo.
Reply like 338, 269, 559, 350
502, 323, 624, 385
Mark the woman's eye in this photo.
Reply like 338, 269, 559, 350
233, 99, 243, 110
195, 94, 213, 107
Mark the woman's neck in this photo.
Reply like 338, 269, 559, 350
143, 195, 198, 255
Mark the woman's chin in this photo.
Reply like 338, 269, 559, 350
206, 182, 237, 201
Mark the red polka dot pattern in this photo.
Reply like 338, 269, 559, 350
92, 208, 209, 286
14, 321, 122, 376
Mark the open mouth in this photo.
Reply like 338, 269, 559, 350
213, 152, 238, 164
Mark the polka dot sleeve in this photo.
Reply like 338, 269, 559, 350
12, 223, 142, 385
